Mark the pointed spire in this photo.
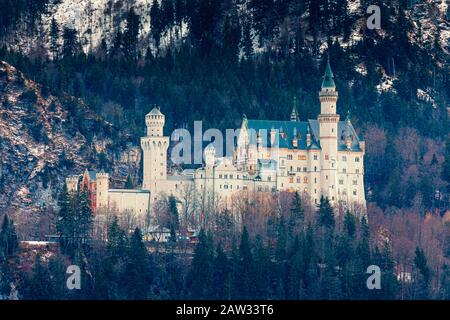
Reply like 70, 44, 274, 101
290, 96, 299, 121
241, 113, 248, 129
321, 56, 336, 89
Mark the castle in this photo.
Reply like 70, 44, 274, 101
66, 61, 366, 223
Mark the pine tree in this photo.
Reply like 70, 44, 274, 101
62, 27, 80, 59
50, 17, 60, 60
414, 246, 430, 299
76, 185, 93, 251
289, 191, 305, 238
56, 183, 74, 255
123, 8, 140, 60
107, 215, 128, 262
167, 195, 179, 232
276, 216, 287, 261
212, 243, 229, 299
343, 210, 356, 239
241, 19, 254, 60
238, 226, 254, 299
150, 0, 162, 50
0, 214, 19, 258
23, 254, 54, 300
253, 235, 271, 299
187, 228, 214, 298
57, 183, 92, 257
124, 228, 151, 299
318, 196, 335, 230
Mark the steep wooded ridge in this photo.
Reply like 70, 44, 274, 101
0, 60, 111, 212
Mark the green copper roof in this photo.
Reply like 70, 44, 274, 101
321, 58, 336, 89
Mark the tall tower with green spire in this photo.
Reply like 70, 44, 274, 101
318, 58, 340, 204
319, 57, 338, 114
290, 96, 299, 121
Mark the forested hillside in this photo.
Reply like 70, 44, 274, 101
0, 0, 449, 300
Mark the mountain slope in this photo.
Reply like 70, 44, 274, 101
0, 60, 111, 211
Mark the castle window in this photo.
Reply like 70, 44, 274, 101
219, 174, 222, 179
315, 178, 317, 183
342, 168, 347, 173
268, 176, 272, 182
298, 155, 306, 160
224, 174, 228, 179
314, 155, 318, 160
287, 154, 293, 160
355, 157, 360, 162
230, 174, 233, 179
258, 186, 262, 191
314, 189, 317, 194
342, 156, 347, 162
314, 166, 317, 172
303, 167, 307, 172
356, 169, 360, 174
325, 154, 329, 160
296, 177, 301, 183
289, 177, 294, 183
339, 179, 344, 185
303, 177, 308, 184
326, 175, 328, 180
353, 180, 357, 185
297, 167, 301, 172
353, 190, 357, 196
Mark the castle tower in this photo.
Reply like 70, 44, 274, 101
290, 96, 299, 122
66, 175, 79, 193
96, 171, 109, 209
141, 106, 169, 194
204, 143, 216, 167
318, 58, 339, 203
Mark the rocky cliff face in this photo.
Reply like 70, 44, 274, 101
0, 60, 111, 212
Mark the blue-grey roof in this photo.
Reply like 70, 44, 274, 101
308, 119, 362, 151
244, 118, 362, 151
247, 120, 314, 149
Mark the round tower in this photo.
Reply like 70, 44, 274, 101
318, 58, 340, 204
145, 106, 165, 137
66, 175, 79, 193
141, 106, 170, 193
204, 144, 216, 167
96, 171, 109, 210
